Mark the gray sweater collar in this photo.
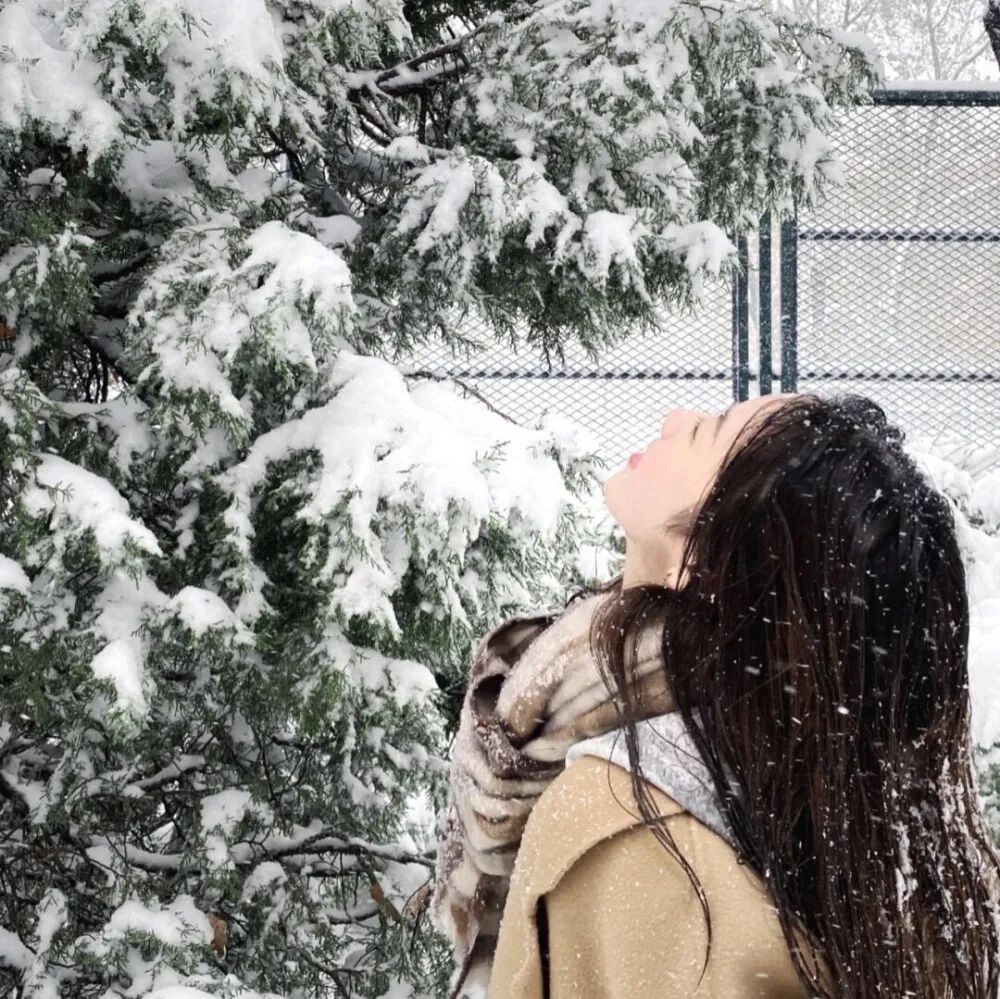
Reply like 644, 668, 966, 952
564, 711, 736, 848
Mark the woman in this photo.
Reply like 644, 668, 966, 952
432, 391, 1000, 998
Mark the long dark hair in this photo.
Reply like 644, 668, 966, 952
572, 393, 1000, 998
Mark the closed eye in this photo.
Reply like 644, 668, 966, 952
690, 418, 704, 443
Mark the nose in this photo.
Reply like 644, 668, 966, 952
660, 408, 706, 439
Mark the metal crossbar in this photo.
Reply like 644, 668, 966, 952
797, 227, 1000, 243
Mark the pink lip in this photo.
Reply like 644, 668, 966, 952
628, 451, 643, 468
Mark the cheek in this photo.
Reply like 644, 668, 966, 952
607, 456, 677, 532
644, 449, 707, 510
604, 465, 655, 532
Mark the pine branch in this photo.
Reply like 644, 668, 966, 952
77, 828, 436, 878
239, 828, 436, 868
126, 754, 208, 793
87, 835, 183, 872
0, 770, 34, 813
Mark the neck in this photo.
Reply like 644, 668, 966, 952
621, 533, 686, 589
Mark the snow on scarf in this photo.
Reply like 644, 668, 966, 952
430, 589, 673, 999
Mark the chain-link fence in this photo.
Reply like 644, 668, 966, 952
777, 87, 1000, 464
396, 282, 735, 477
400, 86, 1000, 472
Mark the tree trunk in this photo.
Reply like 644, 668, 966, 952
985, 0, 1000, 71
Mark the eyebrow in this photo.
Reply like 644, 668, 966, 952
712, 402, 738, 443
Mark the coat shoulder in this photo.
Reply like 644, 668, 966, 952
541, 802, 810, 998
509, 754, 687, 907
490, 755, 810, 998
487, 756, 685, 999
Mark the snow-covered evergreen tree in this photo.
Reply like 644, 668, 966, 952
0, 1, 879, 996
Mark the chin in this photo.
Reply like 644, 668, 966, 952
601, 473, 625, 526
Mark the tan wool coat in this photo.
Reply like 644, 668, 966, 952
486, 753, 811, 999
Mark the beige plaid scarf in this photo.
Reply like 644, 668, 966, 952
430, 588, 673, 998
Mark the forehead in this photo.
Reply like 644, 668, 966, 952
731, 392, 796, 425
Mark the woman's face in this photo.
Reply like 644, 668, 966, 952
604, 393, 798, 570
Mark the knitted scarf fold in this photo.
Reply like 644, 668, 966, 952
430, 589, 673, 998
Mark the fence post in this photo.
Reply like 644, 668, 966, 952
780, 214, 798, 392
731, 234, 750, 401
758, 212, 772, 395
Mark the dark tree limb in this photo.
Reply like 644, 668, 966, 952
266, 126, 306, 182
84, 329, 135, 388
986, 0, 1000, 71
343, 22, 492, 148
363, 33, 475, 98
90, 251, 152, 287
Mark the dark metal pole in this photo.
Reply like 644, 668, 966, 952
780, 215, 798, 393
758, 212, 772, 395
732, 234, 750, 401
872, 87, 1000, 107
